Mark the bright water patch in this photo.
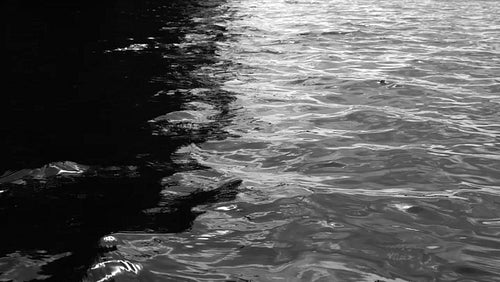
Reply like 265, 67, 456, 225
125, 0, 499, 280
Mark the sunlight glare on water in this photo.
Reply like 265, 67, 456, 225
93, 0, 500, 281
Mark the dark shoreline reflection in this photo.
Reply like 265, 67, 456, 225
1, 0, 238, 281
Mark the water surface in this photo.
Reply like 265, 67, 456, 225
2, 0, 500, 281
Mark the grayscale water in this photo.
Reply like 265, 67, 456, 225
2, 0, 500, 281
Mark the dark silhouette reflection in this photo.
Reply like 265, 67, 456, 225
1, 0, 237, 281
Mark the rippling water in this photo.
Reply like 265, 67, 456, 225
2, 0, 500, 281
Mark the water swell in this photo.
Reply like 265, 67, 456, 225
2, 0, 500, 281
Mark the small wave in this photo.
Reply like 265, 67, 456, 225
0, 161, 87, 185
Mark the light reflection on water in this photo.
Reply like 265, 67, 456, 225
97, 0, 499, 280
116, 0, 499, 281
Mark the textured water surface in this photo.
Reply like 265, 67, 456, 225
2, 0, 500, 281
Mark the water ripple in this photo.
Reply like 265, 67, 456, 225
3, 0, 500, 280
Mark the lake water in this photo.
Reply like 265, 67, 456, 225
1, 0, 500, 281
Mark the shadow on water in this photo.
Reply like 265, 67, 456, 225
1, 0, 237, 281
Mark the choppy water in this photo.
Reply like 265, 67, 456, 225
2, 0, 500, 281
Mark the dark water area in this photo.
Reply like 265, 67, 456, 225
3, 0, 195, 169
2, 0, 500, 281
2, 0, 238, 281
